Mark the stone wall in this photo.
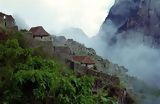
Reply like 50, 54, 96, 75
76, 67, 120, 86
53, 46, 72, 61
5, 17, 15, 28
0, 18, 5, 27
52, 36, 67, 46
0, 13, 17, 31
23, 32, 54, 57
52, 35, 128, 76
34, 36, 52, 41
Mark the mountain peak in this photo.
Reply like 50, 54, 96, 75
100, 0, 160, 46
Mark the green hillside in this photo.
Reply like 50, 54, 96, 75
0, 28, 120, 104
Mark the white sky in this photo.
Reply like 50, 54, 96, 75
0, 0, 114, 37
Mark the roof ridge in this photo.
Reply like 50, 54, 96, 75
29, 26, 49, 36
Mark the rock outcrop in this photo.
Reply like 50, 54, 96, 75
100, 0, 160, 47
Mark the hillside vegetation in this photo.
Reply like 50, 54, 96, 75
0, 28, 118, 104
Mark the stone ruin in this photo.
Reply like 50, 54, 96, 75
0, 12, 18, 31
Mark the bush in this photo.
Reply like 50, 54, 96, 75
0, 38, 118, 104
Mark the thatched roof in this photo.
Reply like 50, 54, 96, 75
0, 12, 5, 17
5, 15, 15, 21
29, 26, 49, 37
72, 56, 95, 64
0, 12, 14, 21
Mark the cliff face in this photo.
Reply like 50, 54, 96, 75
100, 0, 160, 46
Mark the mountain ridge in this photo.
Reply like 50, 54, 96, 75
100, 0, 160, 46
1, 11, 160, 104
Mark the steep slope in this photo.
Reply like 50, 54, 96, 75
2, 11, 160, 104
0, 12, 135, 104
92, 1, 160, 103
100, 0, 160, 46
0, 25, 121, 104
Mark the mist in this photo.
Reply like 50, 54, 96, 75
88, 19, 160, 89
0, 0, 114, 37
85, 18, 160, 103
13, 14, 29, 29
1, 0, 160, 88
1, 0, 160, 103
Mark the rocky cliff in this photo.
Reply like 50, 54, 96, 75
100, 0, 160, 46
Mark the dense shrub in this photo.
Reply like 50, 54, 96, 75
0, 37, 117, 104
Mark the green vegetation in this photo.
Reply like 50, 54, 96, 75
0, 30, 117, 104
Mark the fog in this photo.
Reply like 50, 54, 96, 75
89, 19, 160, 89
86, 18, 160, 103
0, 0, 114, 37
13, 15, 29, 29
1, 0, 160, 103
1, 0, 160, 89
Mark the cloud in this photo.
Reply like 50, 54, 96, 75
0, 0, 115, 37
92, 23, 160, 89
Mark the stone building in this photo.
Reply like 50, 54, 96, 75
67, 55, 95, 70
52, 36, 67, 46
29, 26, 51, 41
0, 12, 18, 30
53, 46, 72, 60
